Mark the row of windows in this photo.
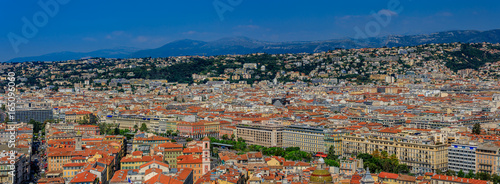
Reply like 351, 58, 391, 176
283, 138, 322, 143
283, 133, 322, 139
122, 161, 147, 165
478, 159, 495, 165
64, 171, 78, 176
478, 155, 496, 159
448, 156, 475, 161
449, 160, 475, 165
122, 166, 139, 169
63, 166, 81, 170
179, 164, 201, 168
164, 155, 180, 159
449, 149, 475, 153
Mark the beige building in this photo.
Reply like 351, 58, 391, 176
325, 130, 350, 156
476, 142, 500, 175
106, 115, 160, 131
236, 123, 283, 147
283, 125, 326, 153
342, 133, 448, 173
65, 110, 96, 123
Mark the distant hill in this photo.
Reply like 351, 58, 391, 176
129, 36, 382, 58
384, 29, 500, 47
6, 29, 500, 62
6, 47, 140, 63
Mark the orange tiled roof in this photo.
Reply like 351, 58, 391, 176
378, 172, 399, 179
431, 174, 487, 184
70, 171, 96, 183
177, 154, 202, 164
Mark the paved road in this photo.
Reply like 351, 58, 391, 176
30, 138, 47, 183
0, 111, 7, 122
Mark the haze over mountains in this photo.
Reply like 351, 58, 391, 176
6, 29, 500, 63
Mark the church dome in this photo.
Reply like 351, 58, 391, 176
310, 169, 333, 183
318, 157, 325, 164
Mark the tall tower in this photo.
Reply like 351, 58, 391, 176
75, 131, 82, 151
202, 137, 211, 174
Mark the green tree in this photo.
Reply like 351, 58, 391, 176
381, 151, 388, 159
365, 162, 379, 173
372, 150, 381, 159
213, 147, 219, 157
98, 123, 108, 135
231, 134, 235, 141
324, 159, 340, 167
389, 154, 399, 165
222, 134, 229, 140
139, 123, 148, 132
29, 119, 42, 133
327, 145, 337, 160
465, 170, 475, 178
186, 137, 193, 142
285, 147, 300, 152
274, 147, 285, 157
436, 169, 443, 175
472, 123, 481, 134
457, 169, 465, 177
446, 169, 456, 176
380, 159, 393, 172
492, 174, 500, 184
172, 130, 179, 136
476, 172, 491, 181
133, 124, 139, 132
114, 126, 120, 135
284, 150, 311, 162
396, 164, 410, 174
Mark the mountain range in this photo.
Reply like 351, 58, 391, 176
6, 29, 500, 63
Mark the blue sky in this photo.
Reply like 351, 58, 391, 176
1, 0, 500, 62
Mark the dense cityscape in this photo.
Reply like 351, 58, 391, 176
2, 0, 500, 183
0, 41, 500, 184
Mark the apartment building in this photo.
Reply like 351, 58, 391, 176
74, 125, 100, 135
0, 154, 30, 184
106, 115, 160, 132
342, 133, 448, 173
348, 116, 405, 127
236, 123, 283, 147
283, 125, 326, 153
65, 110, 96, 123
476, 142, 500, 175
47, 122, 76, 134
219, 125, 236, 138
62, 161, 85, 182
177, 121, 220, 138
447, 142, 477, 173
339, 157, 363, 175
324, 130, 350, 156
120, 151, 163, 170
14, 108, 53, 123
158, 119, 177, 133
153, 142, 183, 168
